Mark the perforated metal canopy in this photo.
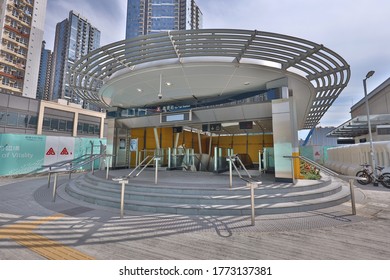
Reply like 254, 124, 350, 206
69, 29, 350, 129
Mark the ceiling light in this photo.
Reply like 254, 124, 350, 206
244, 82, 250, 86
165, 82, 172, 86
136, 88, 143, 93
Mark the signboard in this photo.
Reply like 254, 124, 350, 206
0, 134, 106, 176
173, 126, 183, 133
203, 123, 222, 132
210, 123, 222, 132
239, 121, 253, 129
44, 136, 75, 166
160, 110, 192, 123
130, 138, 138, 151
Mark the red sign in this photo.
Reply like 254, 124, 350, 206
46, 147, 55, 156
60, 148, 69, 155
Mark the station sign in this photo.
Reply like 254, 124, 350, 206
202, 123, 222, 132
160, 110, 192, 123
239, 121, 253, 129
173, 126, 183, 133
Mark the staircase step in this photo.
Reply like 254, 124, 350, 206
64, 172, 350, 216
65, 181, 350, 215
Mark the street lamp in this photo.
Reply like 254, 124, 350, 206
363, 70, 376, 181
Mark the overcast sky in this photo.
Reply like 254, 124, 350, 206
43, 0, 390, 135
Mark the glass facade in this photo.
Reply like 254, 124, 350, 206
126, 0, 202, 39
36, 42, 52, 101
51, 11, 101, 105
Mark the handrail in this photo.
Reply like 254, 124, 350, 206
227, 155, 252, 180
284, 155, 365, 215
49, 153, 113, 202
114, 155, 155, 180
284, 155, 364, 182
112, 155, 160, 219
43, 154, 91, 168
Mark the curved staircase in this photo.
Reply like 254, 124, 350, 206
64, 170, 351, 216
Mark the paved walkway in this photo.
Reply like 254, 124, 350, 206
0, 171, 389, 260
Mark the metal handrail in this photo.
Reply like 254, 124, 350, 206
284, 155, 366, 215
113, 155, 160, 219
114, 155, 155, 180
227, 155, 254, 184
49, 153, 113, 202
284, 155, 364, 182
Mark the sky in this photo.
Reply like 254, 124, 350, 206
43, 0, 390, 137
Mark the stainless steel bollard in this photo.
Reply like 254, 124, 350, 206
228, 158, 233, 188
52, 173, 58, 202
154, 157, 160, 184
120, 180, 128, 219
250, 182, 255, 226
349, 179, 356, 215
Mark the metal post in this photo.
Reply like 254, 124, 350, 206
154, 157, 160, 184
52, 173, 58, 202
120, 179, 128, 219
214, 147, 218, 172
47, 169, 51, 188
69, 162, 72, 179
168, 147, 171, 169
90, 141, 94, 173
106, 156, 110, 180
228, 158, 233, 188
349, 179, 356, 215
363, 71, 377, 181
249, 182, 256, 226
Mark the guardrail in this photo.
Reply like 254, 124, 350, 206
227, 155, 261, 225
112, 155, 160, 218
47, 153, 113, 202
284, 155, 367, 215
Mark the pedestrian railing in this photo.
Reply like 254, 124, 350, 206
112, 155, 160, 218
227, 155, 261, 225
284, 155, 367, 215
47, 153, 113, 202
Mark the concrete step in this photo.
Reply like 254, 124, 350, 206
74, 177, 342, 205
82, 172, 332, 195
65, 180, 350, 216
64, 172, 350, 216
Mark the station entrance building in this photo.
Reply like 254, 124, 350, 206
70, 29, 350, 182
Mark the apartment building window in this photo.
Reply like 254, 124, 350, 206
2, 77, 10, 86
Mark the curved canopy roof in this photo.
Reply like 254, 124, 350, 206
69, 29, 350, 129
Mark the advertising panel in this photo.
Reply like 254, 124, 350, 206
0, 134, 46, 176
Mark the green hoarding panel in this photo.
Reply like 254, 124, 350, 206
0, 134, 46, 176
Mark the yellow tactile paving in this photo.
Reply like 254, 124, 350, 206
0, 214, 94, 260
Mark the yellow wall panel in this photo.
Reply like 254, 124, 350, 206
130, 127, 274, 165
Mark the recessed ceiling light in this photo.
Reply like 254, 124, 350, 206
244, 82, 250, 86
136, 88, 143, 92
165, 82, 172, 86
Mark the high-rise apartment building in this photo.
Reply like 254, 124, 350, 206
126, 0, 203, 39
36, 40, 51, 100
0, 0, 47, 99
51, 10, 100, 104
